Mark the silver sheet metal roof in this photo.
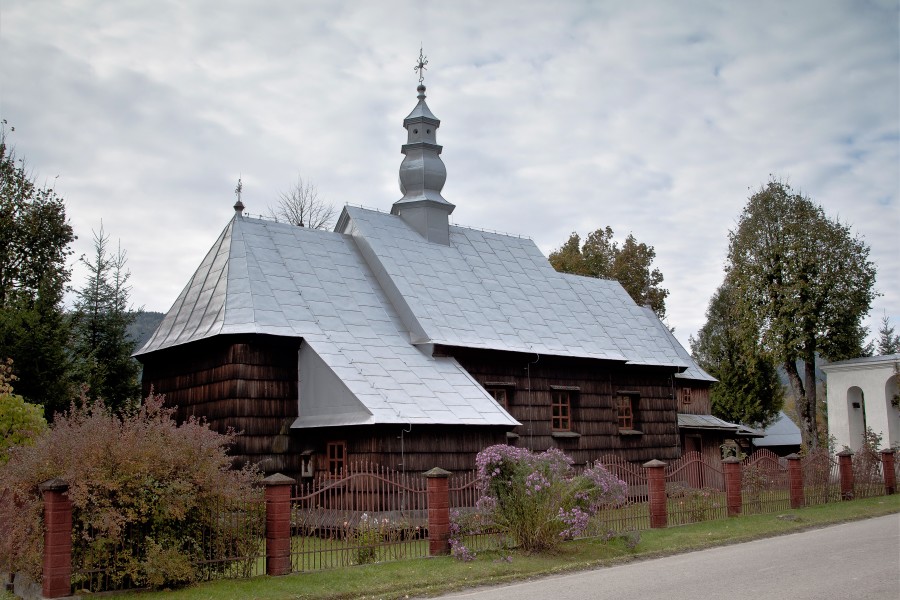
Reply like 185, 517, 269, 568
640, 306, 716, 382
139, 205, 705, 428
343, 207, 692, 368
678, 414, 762, 437
753, 411, 802, 447
136, 215, 517, 429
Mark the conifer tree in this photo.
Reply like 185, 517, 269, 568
71, 225, 141, 411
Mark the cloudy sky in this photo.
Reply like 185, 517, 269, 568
2, 0, 898, 351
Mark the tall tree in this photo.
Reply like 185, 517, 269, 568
71, 225, 141, 411
876, 315, 900, 355
690, 280, 783, 427
726, 179, 876, 448
0, 123, 76, 416
270, 173, 335, 230
549, 226, 669, 319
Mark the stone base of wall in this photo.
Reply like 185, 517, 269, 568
1, 571, 81, 600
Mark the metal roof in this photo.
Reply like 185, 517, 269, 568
139, 205, 705, 429
136, 215, 518, 429
678, 414, 763, 437
639, 306, 717, 382
342, 206, 692, 369
753, 411, 802, 447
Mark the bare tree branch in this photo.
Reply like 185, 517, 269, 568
269, 173, 335, 230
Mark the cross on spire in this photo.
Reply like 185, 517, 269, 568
414, 45, 428, 85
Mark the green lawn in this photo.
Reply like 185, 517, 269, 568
109, 494, 899, 600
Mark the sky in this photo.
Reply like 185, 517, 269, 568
1, 0, 898, 351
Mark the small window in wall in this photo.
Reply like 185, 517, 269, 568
682, 387, 692, 406
551, 391, 572, 431
488, 387, 509, 409
326, 441, 346, 477
616, 393, 641, 433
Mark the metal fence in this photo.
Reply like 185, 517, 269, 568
741, 450, 791, 515
289, 463, 429, 572
59, 448, 895, 593
70, 490, 265, 594
665, 452, 727, 525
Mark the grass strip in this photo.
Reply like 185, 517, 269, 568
7, 495, 896, 600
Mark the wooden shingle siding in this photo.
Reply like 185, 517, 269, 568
140, 334, 302, 474
443, 346, 681, 464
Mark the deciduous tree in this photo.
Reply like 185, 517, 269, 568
270, 173, 335, 230
0, 123, 76, 415
549, 227, 668, 319
726, 179, 876, 448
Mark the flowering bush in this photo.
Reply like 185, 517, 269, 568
344, 513, 418, 564
0, 393, 261, 589
475, 445, 627, 552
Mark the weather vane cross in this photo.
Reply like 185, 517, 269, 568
414, 45, 428, 85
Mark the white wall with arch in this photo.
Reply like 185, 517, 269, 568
823, 355, 900, 451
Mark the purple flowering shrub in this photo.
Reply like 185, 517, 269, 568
475, 445, 627, 552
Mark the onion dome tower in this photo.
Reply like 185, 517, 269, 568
391, 48, 456, 245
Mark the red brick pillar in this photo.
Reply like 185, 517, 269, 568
425, 467, 451, 555
881, 449, 896, 495
643, 460, 667, 529
723, 456, 742, 517
40, 478, 72, 599
263, 473, 295, 576
837, 450, 854, 501
786, 453, 805, 509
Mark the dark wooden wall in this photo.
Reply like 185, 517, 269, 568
442, 346, 681, 464
675, 381, 712, 415
296, 424, 509, 475
138, 334, 303, 475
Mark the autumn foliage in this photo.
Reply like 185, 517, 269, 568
0, 393, 261, 589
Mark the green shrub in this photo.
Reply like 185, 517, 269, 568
0, 393, 261, 589
0, 360, 48, 464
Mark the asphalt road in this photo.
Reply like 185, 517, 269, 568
426, 514, 900, 600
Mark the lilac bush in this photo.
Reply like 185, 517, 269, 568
475, 445, 628, 552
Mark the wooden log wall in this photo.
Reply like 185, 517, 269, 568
138, 334, 302, 475
443, 346, 681, 464
296, 424, 508, 476
675, 382, 713, 415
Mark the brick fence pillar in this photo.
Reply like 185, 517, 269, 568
723, 456, 742, 517
785, 453, 805, 509
643, 460, 667, 529
39, 478, 72, 599
837, 450, 854, 501
425, 467, 451, 555
881, 449, 896, 495
263, 473, 295, 576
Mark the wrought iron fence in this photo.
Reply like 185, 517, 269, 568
289, 463, 428, 572
852, 448, 885, 499
70, 489, 265, 594
801, 449, 841, 506
448, 471, 506, 552
665, 452, 727, 525
740, 450, 790, 514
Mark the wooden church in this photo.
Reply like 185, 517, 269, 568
136, 71, 740, 480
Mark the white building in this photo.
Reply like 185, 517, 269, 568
823, 354, 900, 451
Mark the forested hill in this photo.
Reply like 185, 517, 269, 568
127, 311, 165, 349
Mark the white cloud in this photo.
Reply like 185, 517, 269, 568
1, 0, 897, 349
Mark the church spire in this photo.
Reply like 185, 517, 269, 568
392, 48, 455, 245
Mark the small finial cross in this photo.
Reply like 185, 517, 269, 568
414, 45, 428, 85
